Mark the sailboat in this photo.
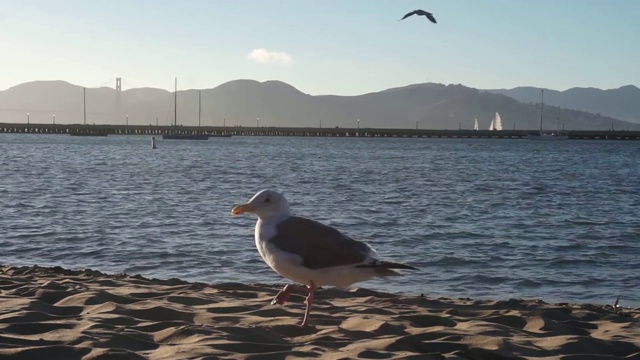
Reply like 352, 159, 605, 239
70, 87, 108, 136
528, 89, 568, 141
488, 112, 502, 131
162, 78, 210, 140
473, 116, 479, 131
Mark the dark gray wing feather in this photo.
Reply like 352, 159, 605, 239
269, 216, 371, 270
399, 10, 418, 21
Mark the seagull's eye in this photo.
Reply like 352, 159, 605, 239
265, 197, 271, 203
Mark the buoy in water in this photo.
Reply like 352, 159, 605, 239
151, 136, 157, 149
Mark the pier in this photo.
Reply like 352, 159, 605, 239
1, 123, 640, 140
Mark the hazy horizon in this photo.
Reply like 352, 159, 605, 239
2, 0, 638, 95
1, 79, 638, 130
2, 78, 639, 96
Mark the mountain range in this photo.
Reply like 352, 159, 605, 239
487, 85, 640, 124
0, 80, 638, 131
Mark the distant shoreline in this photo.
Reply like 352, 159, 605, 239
2, 123, 640, 140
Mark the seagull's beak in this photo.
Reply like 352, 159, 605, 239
231, 203, 253, 215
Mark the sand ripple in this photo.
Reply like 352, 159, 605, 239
1, 265, 639, 359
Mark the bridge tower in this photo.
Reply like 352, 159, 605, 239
115, 78, 122, 124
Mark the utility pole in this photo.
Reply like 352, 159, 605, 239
115, 77, 122, 124
83, 88, 87, 125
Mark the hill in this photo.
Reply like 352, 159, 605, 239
1, 80, 637, 131
486, 85, 640, 124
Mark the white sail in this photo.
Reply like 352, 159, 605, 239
493, 112, 503, 131
474, 116, 479, 131
488, 119, 494, 131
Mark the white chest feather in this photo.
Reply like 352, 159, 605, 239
254, 219, 286, 268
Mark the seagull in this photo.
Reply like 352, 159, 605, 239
231, 190, 417, 327
399, 9, 437, 24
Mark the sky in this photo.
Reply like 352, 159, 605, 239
1, 0, 638, 95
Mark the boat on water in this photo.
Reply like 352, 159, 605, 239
162, 79, 211, 140
488, 112, 503, 131
473, 116, 479, 131
528, 90, 569, 141
69, 88, 108, 136
162, 133, 211, 140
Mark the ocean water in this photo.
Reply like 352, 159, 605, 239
1, 134, 638, 307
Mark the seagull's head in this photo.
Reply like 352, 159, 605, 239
231, 190, 290, 220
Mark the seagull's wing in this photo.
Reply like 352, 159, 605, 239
426, 12, 437, 24
399, 10, 418, 21
269, 216, 373, 270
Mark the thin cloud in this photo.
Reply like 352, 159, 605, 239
247, 48, 292, 65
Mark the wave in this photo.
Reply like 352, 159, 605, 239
428, 256, 488, 266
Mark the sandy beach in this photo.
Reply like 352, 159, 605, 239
0, 265, 638, 360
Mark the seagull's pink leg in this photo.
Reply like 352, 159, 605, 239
300, 280, 317, 327
271, 284, 308, 305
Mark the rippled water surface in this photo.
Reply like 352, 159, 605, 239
1, 134, 639, 306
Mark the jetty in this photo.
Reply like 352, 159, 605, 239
1, 123, 640, 140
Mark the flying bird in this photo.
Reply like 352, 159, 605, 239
231, 190, 417, 327
399, 9, 437, 24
